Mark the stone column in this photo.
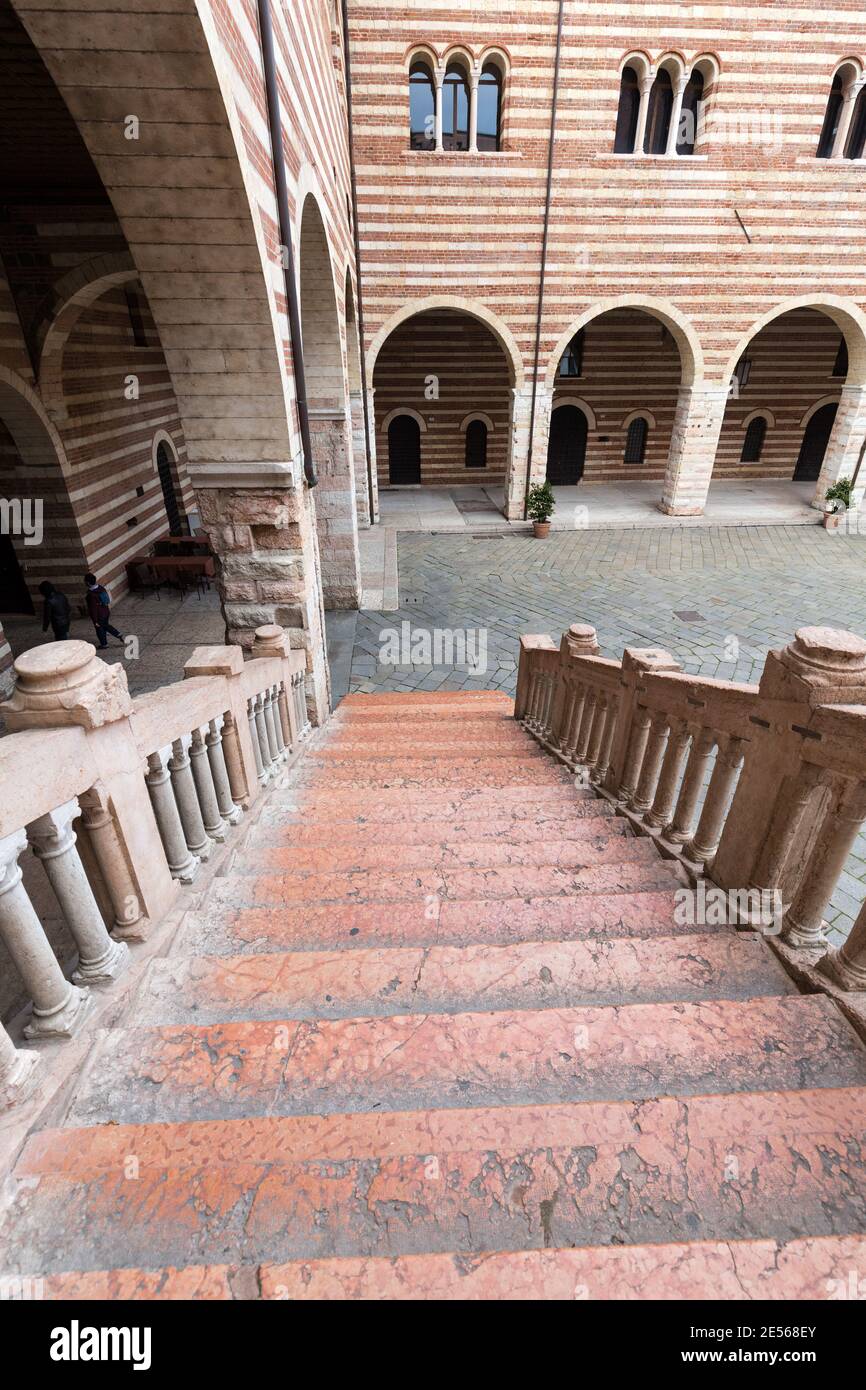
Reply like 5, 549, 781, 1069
28, 799, 130, 986
262, 687, 282, 764
660, 386, 729, 516
206, 720, 242, 825
812, 384, 866, 509
469, 69, 480, 152
145, 752, 199, 883
782, 776, 866, 948
634, 74, 653, 152
631, 713, 670, 813
818, 896, 866, 990
0, 830, 92, 1039
189, 727, 229, 841
645, 719, 690, 829
79, 783, 145, 940
665, 728, 715, 843
503, 384, 546, 521
666, 76, 689, 155
434, 65, 445, 151
0, 1017, 40, 1110
183, 644, 258, 809
593, 700, 618, 786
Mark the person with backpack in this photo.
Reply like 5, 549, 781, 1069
38, 581, 72, 641
84, 573, 125, 650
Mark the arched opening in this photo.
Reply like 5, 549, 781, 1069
388, 415, 422, 484
847, 86, 866, 159
546, 405, 587, 484
614, 66, 640, 152
817, 74, 844, 158
644, 68, 674, 153
372, 306, 516, 500
677, 70, 705, 155
709, 304, 866, 509
546, 305, 690, 497
442, 62, 470, 151
155, 440, 187, 535
793, 403, 838, 481
299, 194, 360, 608
409, 59, 436, 150
478, 62, 503, 150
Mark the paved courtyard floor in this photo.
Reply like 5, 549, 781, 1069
347, 523, 866, 946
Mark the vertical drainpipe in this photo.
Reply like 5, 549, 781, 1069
340, 0, 376, 525
524, 0, 565, 516
257, 0, 317, 487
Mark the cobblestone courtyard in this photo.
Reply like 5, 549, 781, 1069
345, 523, 866, 945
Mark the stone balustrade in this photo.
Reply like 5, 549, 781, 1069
517, 620, 866, 1004
0, 625, 310, 1109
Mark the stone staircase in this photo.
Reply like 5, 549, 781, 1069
3, 689, 866, 1300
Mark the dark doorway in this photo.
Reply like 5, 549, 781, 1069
0, 533, 33, 613
388, 415, 421, 484
793, 403, 838, 481
156, 441, 186, 534
546, 405, 587, 485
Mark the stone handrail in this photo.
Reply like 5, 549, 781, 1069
0, 623, 310, 1110
517, 620, 866, 1010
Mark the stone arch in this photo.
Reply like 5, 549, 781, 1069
459, 412, 495, 433
554, 396, 597, 431
744, 407, 777, 429
622, 408, 657, 430
799, 396, 842, 428
368, 295, 525, 390
382, 408, 427, 433
37, 253, 139, 423
546, 295, 704, 390
720, 296, 866, 389
0, 363, 72, 481
299, 193, 344, 412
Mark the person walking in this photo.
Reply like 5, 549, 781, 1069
38, 581, 71, 641
84, 573, 125, 650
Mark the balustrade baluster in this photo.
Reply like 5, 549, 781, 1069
0, 830, 93, 1039
145, 752, 199, 883
575, 691, 598, 762
819, 895, 866, 990
247, 695, 267, 787
664, 727, 714, 843
189, 727, 229, 841
28, 799, 130, 985
593, 698, 618, 785
617, 706, 652, 803
645, 720, 690, 830
277, 681, 292, 751
253, 693, 273, 779
585, 697, 608, 769
168, 738, 211, 860
686, 735, 745, 865
79, 783, 144, 937
220, 710, 248, 806
262, 685, 281, 765
0, 1017, 40, 1107
565, 686, 587, 760
206, 720, 242, 825
271, 685, 287, 759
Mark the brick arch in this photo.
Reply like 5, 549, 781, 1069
13, 0, 295, 486
367, 296, 525, 390
37, 253, 139, 424
799, 396, 842, 428
554, 396, 597, 430
721, 296, 866, 389
0, 363, 72, 481
546, 296, 704, 391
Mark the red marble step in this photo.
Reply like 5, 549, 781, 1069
264, 786, 600, 822
257, 810, 618, 849
136, 934, 796, 1027
211, 857, 682, 907
341, 692, 511, 708
312, 744, 546, 760
8, 1089, 866, 1274
39, 1266, 246, 1301
287, 759, 575, 788
261, 1235, 866, 1301
335, 710, 516, 724
60, 995, 866, 1128
327, 723, 529, 741
236, 834, 655, 877
173, 888, 686, 957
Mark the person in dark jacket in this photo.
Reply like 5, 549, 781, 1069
84, 573, 125, 650
38, 581, 71, 641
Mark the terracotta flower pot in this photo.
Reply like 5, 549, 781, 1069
532, 521, 551, 539
822, 510, 840, 531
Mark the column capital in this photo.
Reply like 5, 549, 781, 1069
0, 829, 27, 892
28, 797, 80, 858
1, 642, 131, 733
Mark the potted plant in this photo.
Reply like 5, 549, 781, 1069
824, 477, 853, 531
527, 481, 555, 538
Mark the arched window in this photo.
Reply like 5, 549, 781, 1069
644, 69, 673, 153
442, 64, 470, 151
817, 74, 843, 158
477, 63, 502, 150
558, 330, 584, 378
464, 419, 488, 468
846, 85, 866, 159
156, 440, 185, 534
740, 416, 767, 463
677, 70, 704, 155
614, 66, 640, 153
409, 61, 436, 150
623, 416, 648, 464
